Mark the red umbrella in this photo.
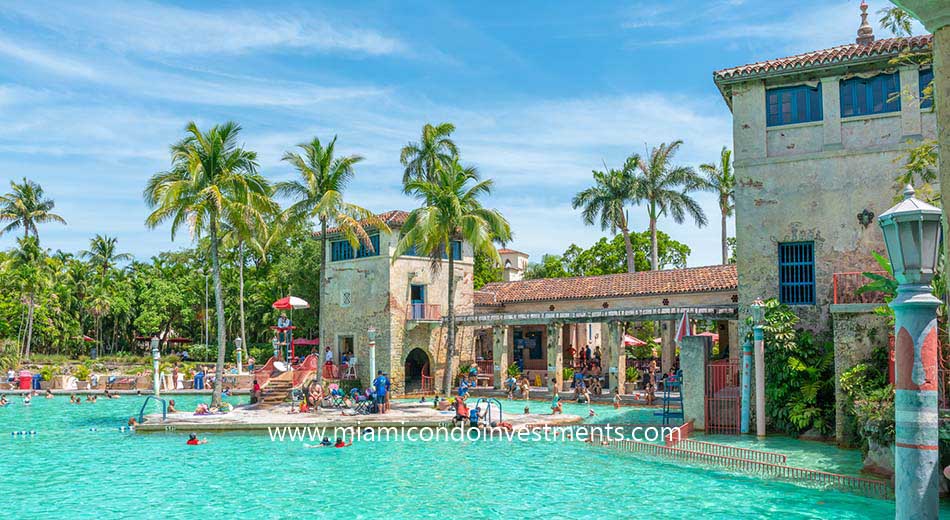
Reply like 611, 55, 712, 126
697, 331, 720, 342
623, 334, 647, 346
81, 335, 96, 343
272, 296, 310, 310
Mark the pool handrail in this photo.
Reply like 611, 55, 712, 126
138, 395, 167, 424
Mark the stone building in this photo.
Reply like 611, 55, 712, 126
713, 5, 935, 444
319, 210, 475, 394
465, 263, 739, 390
713, 6, 935, 335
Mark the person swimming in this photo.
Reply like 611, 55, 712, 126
44, 389, 53, 399
333, 437, 351, 448
167, 399, 178, 413
0, 395, 8, 407
186, 433, 207, 445
23, 395, 30, 406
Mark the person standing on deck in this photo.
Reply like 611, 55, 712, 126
372, 371, 388, 414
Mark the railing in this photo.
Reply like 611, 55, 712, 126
590, 435, 890, 499
253, 356, 276, 387
292, 355, 319, 388
138, 395, 166, 424
671, 439, 787, 464
833, 271, 887, 304
408, 303, 441, 321
476, 360, 493, 375
421, 375, 434, 395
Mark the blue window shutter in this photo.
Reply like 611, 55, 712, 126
778, 242, 815, 305
920, 69, 934, 109
765, 84, 822, 127
839, 73, 901, 117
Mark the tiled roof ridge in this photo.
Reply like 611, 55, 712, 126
713, 34, 932, 82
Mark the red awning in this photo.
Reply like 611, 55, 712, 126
293, 338, 320, 346
623, 334, 647, 346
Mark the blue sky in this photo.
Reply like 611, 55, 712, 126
0, 0, 923, 266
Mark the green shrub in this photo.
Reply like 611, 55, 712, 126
506, 363, 521, 377
74, 365, 91, 381
625, 366, 639, 383
39, 366, 55, 381
563, 367, 574, 381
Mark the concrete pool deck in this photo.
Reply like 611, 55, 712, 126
135, 401, 585, 433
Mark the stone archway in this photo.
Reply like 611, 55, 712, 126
404, 348, 431, 392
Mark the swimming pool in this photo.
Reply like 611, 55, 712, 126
1, 395, 944, 518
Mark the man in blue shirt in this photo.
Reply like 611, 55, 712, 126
372, 371, 388, 413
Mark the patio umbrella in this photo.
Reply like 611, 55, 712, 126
623, 334, 647, 346
272, 296, 310, 359
696, 331, 720, 343
272, 296, 310, 310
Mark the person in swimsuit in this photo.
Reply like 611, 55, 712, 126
186, 433, 207, 445
551, 390, 562, 414
333, 438, 351, 448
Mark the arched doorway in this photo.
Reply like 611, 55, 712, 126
404, 348, 430, 392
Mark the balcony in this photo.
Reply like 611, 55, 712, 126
832, 271, 887, 305
408, 303, 442, 322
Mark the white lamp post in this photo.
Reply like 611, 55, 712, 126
367, 326, 377, 383
749, 298, 766, 438
879, 184, 943, 519
150, 336, 161, 397
235, 337, 243, 375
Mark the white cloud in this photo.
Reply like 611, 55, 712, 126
0, 37, 98, 79
5, 0, 407, 57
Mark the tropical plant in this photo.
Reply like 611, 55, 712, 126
395, 158, 512, 394
572, 155, 641, 273
563, 367, 574, 381
699, 147, 735, 265
277, 135, 388, 365
6, 237, 44, 359
80, 235, 132, 278
523, 232, 690, 280
400, 122, 458, 185
144, 121, 273, 407
0, 178, 67, 240
786, 346, 835, 434
73, 364, 91, 381
633, 141, 709, 270
877, 6, 913, 37
506, 363, 521, 377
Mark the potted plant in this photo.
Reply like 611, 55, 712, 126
624, 366, 640, 394
38, 366, 55, 390
562, 367, 574, 391
74, 364, 91, 390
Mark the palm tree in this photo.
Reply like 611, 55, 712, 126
5, 237, 44, 358
0, 178, 67, 239
144, 121, 273, 407
878, 6, 913, 36
572, 155, 641, 273
80, 234, 133, 278
700, 147, 735, 265
400, 122, 458, 185
634, 140, 709, 270
276, 136, 389, 369
395, 158, 511, 394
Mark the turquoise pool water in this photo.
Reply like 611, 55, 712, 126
1, 395, 944, 518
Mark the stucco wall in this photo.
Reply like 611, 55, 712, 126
321, 228, 475, 393
831, 304, 890, 447
731, 65, 936, 335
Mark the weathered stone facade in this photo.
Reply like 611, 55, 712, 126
716, 37, 936, 336
321, 216, 474, 394
831, 303, 891, 446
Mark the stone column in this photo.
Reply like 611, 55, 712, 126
603, 321, 625, 392
661, 320, 676, 373
891, 285, 941, 520
900, 66, 923, 138
680, 336, 710, 430
545, 322, 563, 393
740, 339, 753, 434
491, 325, 509, 390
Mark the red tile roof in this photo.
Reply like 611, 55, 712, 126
475, 264, 737, 305
473, 290, 499, 306
498, 248, 527, 255
713, 35, 932, 82
315, 210, 409, 237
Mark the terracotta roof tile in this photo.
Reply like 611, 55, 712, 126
498, 248, 527, 255
315, 210, 409, 237
713, 35, 932, 82
475, 264, 736, 305
473, 290, 499, 306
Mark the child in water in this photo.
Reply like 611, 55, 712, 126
613, 387, 622, 409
